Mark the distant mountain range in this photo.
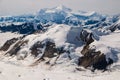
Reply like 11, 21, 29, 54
0, 5, 120, 34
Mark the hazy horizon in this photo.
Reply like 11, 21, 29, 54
0, 0, 120, 16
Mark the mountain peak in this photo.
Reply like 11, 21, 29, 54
55, 5, 66, 10
54, 5, 72, 12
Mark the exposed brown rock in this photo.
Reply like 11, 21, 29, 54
30, 41, 57, 58
78, 29, 113, 71
30, 41, 59, 66
92, 54, 113, 71
30, 41, 44, 57
80, 29, 94, 45
78, 44, 113, 71
0, 38, 19, 51
6, 40, 28, 56
44, 41, 57, 58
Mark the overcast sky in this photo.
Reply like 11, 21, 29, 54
0, 0, 120, 16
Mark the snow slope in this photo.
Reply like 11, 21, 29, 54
91, 30, 120, 62
0, 59, 120, 80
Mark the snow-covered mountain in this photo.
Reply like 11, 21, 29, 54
0, 5, 119, 34
0, 5, 120, 80
0, 24, 119, 70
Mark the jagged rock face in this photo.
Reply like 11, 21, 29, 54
30, 40, 57, 58
0, 22, 43, 34
30, 41, 44, 57
79, 29, 113, 71
92, 55, 113, 70
44, 41, 57, 58
0, 34, 59, 61
80, 29, 94, 45
0, 38, 19, 51
6, 40, 28, 56
78, 44, 113, 71
81, 45, 96, 56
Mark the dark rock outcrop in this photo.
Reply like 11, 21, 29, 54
78, 44, 113, 71
0, 22, 43, 34
30, 40, 57, 58
80, 29, 94, 45
78, 29, 113, 71
44, 41, 57, 58
30, 41, 44, 57
6, 40, 28, 56
0, 38, 19, 51
30, 40, 60, 66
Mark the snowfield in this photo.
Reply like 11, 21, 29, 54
0, 28, 120, 80
0, 60, 120, 80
